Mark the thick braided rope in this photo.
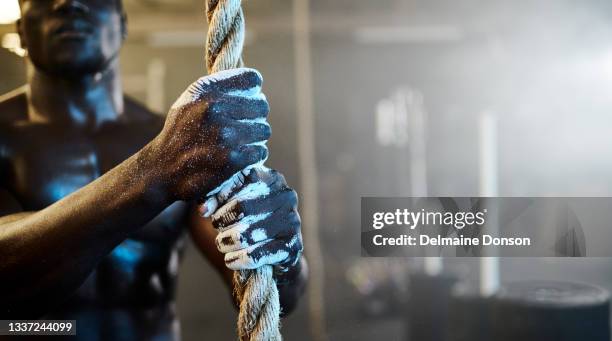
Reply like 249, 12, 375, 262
205, 1, 282, 340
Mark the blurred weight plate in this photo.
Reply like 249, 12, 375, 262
492, 281, 610, 341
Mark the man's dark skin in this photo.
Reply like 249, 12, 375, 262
0, 0, 306, 339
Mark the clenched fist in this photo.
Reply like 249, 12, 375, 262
210, 168, 303, 273
144, 68, 271, 201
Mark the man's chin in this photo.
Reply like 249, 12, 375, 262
39, 59, 108, 79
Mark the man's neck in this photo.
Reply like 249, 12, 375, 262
27, 60, 124, 129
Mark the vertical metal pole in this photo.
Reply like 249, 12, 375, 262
479, 111, 500, 296
293, 1, 328, 340
406, 89, 428, 199
146, 58, 166, 114
403, 89, 441, 274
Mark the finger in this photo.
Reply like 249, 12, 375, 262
209, 96, 269, 121
215, 212, 274, 253
230, 145, 268, 172
209, 68, 263, 95
215, 208, 300, 253
244, 168, 288, 190
199, 197, 219, 218
199, 170, 248, 218
212, 188, 295, 229
220, 168, 286, 206
192, 68, 263, 97
170, 68, 263, 110
224, 239, 292, 271
278, 231, 304, 270
280, 232, 304, 269
221, 122, 271, 146
201, 168, 290, 219
199, 148, 269, 218
199, 166, 271, 219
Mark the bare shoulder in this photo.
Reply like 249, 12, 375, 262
0, 86, 28, 125
0, 87, 26, 187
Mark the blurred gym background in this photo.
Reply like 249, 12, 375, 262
2, 0, 612, 340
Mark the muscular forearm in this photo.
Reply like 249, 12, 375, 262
0, 142, 171, 318
0, 68, 270, 318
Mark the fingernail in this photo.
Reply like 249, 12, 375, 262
198, 203, 209, 217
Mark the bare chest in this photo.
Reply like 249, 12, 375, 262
1, 123, 190, 306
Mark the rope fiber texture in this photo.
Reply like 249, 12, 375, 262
205, 1, 283, 340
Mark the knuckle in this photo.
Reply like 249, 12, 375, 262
248, 167, 262, 182
214, 235, 224, 251
290, 191, 299, 208
243, 68, 263, 86
261, 123, 272, 139
212, 210, 226, 226
279, 188, 296, 202
247, 147, 266, 163
219, 126, 236, 144
259, 99, 270, 117
294, 238, 304, 253
289, 189, 298, 202
204, 100, 219, 115
228, 148, 242, 163
205, 98, 228, 117
233, 200, 248, 215
290, 211, 302, 229
266, 169, 283, 187
237, 233, 247, 246
277, 172, 288, 185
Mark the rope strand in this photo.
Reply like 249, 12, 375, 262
205, 1, 282, 340
206, 0, 244, 73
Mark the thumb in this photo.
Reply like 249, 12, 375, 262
198, 163, 269, 218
